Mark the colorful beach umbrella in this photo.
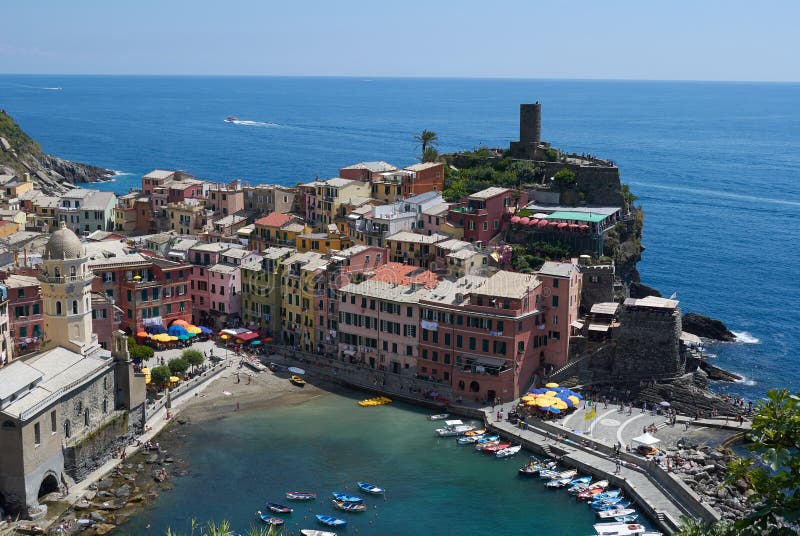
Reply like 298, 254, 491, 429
535, 397, 557, 407
547, 407, 562, 414
200, 326, 214, 335
567, 395, 581, 406
187, 325, 202, 334
220, 334, 230, 340
136, 331, 148, 338
250, 340, 262, 346
545, 382, 559, 388
169, 376, 180, 383
528, 388, 549, 395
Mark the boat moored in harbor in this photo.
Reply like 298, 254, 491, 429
316, 515, 347, 528
357, 481, 385, 494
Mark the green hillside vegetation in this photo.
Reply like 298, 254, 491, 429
0, 110, 42, 175
442, 150, 545, 201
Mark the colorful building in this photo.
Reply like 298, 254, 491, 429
241, 247, 294, 335
385, 231, 448, 268
339, 161, 397, 182
3, 274, 43, 358
447, 187, 525, 247
251, 213, 303, 251
535, 261, 583, 370
280, 251, 328, 352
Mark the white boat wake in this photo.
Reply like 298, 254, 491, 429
229, 119, 280, 127
732, 331, 760, 344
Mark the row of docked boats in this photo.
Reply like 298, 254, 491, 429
518, 457, 650, 528
358, 396, 391, 407
257, 483, 385, 530
435, 420, 523, 458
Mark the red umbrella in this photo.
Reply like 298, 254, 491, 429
519, 217, 530, 225
548, 221, 559, 227
557, 223, 568, 229
569, 224, 579, 231
510, 216, 521, 224
528, 218, 539, 226
580, 224, 590, 232
537, 219, 549, 227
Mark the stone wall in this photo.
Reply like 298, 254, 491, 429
607, 305, 684, 383
579, 263, 615, 312
63, 411, 130, 482
540, 162, 624, 207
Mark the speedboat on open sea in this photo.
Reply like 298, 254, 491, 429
225, 115, 237, 122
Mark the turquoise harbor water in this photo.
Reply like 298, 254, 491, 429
115, 391, 610, 535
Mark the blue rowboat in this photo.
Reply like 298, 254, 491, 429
357, 482, 385, 494
594, 500, 631, 511
266, 502, 293, 514
615, 514, 639, 523
331, 492, 363, 503
476, 435, 499, 443
257, 512, 284, 526
316, 514, 347, 527
569, 476, 592, 486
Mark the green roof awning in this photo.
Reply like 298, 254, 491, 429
545, 211, 607, 223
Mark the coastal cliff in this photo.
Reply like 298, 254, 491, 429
0, 110, 113, 195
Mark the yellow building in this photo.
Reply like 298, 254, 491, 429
2, 173, 34, 199
385, 231, 449, 268
295, 226, 351, 253
301, 177, 371, 231
167, 201, 207, 235
251, 213, 309, 251
241, 247, 293, 336
279, 251, 328, 352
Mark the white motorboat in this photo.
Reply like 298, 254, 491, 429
435, 419, 475, 437
596, 508, 637, 519
224, 115, 238, 122
495, 445, 522, 458
429, 413, 450, 420
593, 522, 661, 535
300, 530, 338, 536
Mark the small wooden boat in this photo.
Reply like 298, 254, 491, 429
429, 413, 449, 420
287, 491, 317, 500
545, 476, 574, 488
614, 514, 639, 523
290, 375, 306, 386
482, 442, 511, 454
597, 508, 636, 519
357, 481, 385, 494
595, 501, 631, 511
316, 514, 347, 527
475, 439, 500, 451
267, 502, 293, 514
300, 530, 337, 536
570, 476, 592, 486
257, 512, 285, 526
577, 487, 605, 501
464, 428, 486, 437
538, 469, 560, 480
332, 499, 367, 512
457, 434, 485, 444
496, 445, 522, 458
331, 492, 363, 504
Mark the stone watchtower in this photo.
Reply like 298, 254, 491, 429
38, 221, 99, 355
509, 102, 542, 159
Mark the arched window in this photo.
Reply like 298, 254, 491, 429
83, 408, 90, 426
56, 301, 62, 315
72, 300, 78, 315
64, 420, 71, 438
469, 380, 480, 393
70, 266, 76, 277
55, 267, 61, 278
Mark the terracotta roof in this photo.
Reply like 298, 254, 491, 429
370, 262, 439, 289
255, 212, 294, 228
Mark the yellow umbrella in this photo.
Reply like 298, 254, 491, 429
169, 376, 179, 383
168, 336, 178, 342
551, 399, 569, 410
140, 367, 149, 374
220, 334, 230, 340
187, 326, 202, 334
567, 395, 580, 406
545, 382, 559, 388
535, 397, 557, 407
545, 390, 558, 397
521, 394, 537, 402
145, 376, 151, 384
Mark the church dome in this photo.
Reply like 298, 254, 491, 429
45, 221, 85, 260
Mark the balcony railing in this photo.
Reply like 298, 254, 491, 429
38, 273, 94, 284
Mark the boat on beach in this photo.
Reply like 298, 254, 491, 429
429, 413, 449, 420
496, 445, 522, 458
357, 481, 385, 494
290, 375, 306, 386
287, 491, 317, 500
331, 492, 363, 504
316, 514, 347, 527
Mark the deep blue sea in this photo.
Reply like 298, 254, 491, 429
1, 75, 797, 396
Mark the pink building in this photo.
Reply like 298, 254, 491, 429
91, 292, 121, 350
208, 183, 245, 217
337, 277, 432, 373
188, 243, 246, 327
419, 270, 555, 404
535, 261, 583, 371
448, 187, 526, 247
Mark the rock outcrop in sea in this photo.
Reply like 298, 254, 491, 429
0, 110, 113, 195
682, 313, 737, 342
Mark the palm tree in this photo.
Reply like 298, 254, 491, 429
415, 130, 438, 154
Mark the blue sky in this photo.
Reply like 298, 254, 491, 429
2, 0, 799, 81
